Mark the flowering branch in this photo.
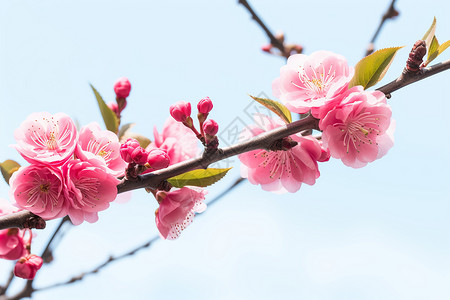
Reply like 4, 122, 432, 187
238, 0, 288, 57
365, 0, 399, 56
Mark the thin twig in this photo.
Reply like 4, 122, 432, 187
238, 0, 288, 58
365, 0, 398, 56
34, 177, 246, 292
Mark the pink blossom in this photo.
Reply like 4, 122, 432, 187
10, 165, 68, 220
239, 115, 328, 193
64, 159, 119, 225
319, 89, 393, 168
272, 51, 354, 118
76, 122, 127, 177
147, 117, 198, 166
114, 77, 131, 99
197, 97, 213, 114
14, 254, 43, 280
155, 187, 207, 240
147, 149, 170, 170
203, 119, 219, 136
0, 228, 26, 260
169, 101, 191, 123
14, 112, 78, 166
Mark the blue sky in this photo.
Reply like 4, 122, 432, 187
1, 0, 450, 299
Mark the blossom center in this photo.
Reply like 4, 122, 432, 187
334, 112, 382, 153
291, 64, 336, 98
40, 183, 51, 193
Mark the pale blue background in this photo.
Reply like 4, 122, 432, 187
1, 0, 450, 299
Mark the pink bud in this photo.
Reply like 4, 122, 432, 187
114, 77, 131, 99
120, 138, 141, 163
14, 254, 43, 280
203, 119, 219, 136
261, 44, 272, 53
170, 101, 191, 123
131, 146, 148, 165
107, 102, 119, 116
147, 149, 170, 170
197, 97, 213, 114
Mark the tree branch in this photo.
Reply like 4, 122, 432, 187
377, 59, 450, 96
0, 211, 45, 231
238, 0, 288, 58
1, 58, 450, 231
365, 0, 398, 56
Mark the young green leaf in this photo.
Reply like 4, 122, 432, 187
427, 35, 440, 61
422, 17, 437, 50
0, 160, 21, 185
90, 84, 119, 134
167, 168, 232, 188
425, 39, 450, 66
250, 95, 292, 124
349, 46, 404, 90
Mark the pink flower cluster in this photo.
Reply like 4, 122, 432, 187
241, 50, 394, 192
10, 113, 126, 225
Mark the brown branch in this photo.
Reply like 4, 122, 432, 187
365, 0, 399, 56
238, 0, 288, 58
377, 59, 450, 96
0, 211, 45, 231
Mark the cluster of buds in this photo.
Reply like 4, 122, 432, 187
169, 97, 219, 150
108, 77, 132, 119
120, 138, 170, 179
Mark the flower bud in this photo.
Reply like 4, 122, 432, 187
147, 149, 170, 170
120, 138, 141, 163
261, 44, 272, 53
197, 97, 213, 114
203, 119, 219, 136
14, 254, 43, 280
131, 146, 148, 165
0, 228, 26, 260
107, 102, 119, 116
114, 77, 131, 99
170, 101, 191, 123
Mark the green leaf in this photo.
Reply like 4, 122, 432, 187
349, 46, 404, 90
425, 39, 450, 66
422, 17, 437, 50
90, 84, 119, 134
118, 123, 136, 140
427, 35, 440, 61
249, 95, 292, 124
167, 168, 232, 188
1, 160, 21, 185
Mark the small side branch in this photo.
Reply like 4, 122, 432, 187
365, 0, 398, 56
238, 0, 288, 58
